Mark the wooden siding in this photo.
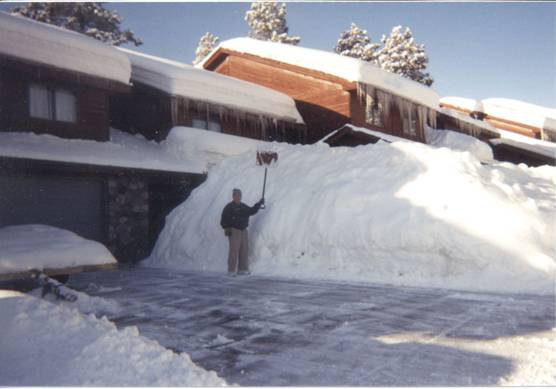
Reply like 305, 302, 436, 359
0, 56, 126, 141
209, 54, 352, 143
110, 82, 305, 143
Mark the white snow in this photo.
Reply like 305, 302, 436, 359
200, 37, 440, 110
147, 138, 556, 295
119, 47, 304, 124
440, 96, 484, 112
0, 290, 226, 386
166, 126, 267, 168
0, 225, 116, 275
425, 126, 494, 162
439, 107, 499, 135
0, 12, 130, 85
490, 128, 556, 161
0, 128, 206, 174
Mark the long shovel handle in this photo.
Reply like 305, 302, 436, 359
261, 167, 267, 209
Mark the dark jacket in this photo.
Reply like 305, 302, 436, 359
221, 201, 262, 230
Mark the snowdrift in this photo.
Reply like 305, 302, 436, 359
148, 139, 556, 295
0, 290, 226, 386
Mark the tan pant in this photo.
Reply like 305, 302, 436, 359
228, 228, 249, 273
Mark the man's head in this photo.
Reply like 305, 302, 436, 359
232, 188, 242, 203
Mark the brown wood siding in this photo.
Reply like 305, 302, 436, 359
212, 54, 352, 143
0, 58, 122, 141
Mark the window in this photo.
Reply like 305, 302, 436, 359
192, 113, 222, 132
365, 96, 383, 128
402, 105, 418, 137
29, 84, 76, 123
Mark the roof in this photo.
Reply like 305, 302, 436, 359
439, 107, 500, 138
441, 96, 556, 133
319, 124, 408, 145
119, 48, 304, 124
489, 128, 556, 162
0, 128, 206, 175
0, 12, 131, 85
200, 37, 440, 110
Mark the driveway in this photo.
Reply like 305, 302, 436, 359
69, 266, 555, 386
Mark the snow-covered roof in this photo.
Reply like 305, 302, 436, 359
200, 37, 440, 110
439, 107, 499, 136
0, 224, 116, 276
118, 48, 304, 124
489, 128, 556, 161
0, 12, 131, 85
319, 124, 408, 145
0, 129, 206, 174
441, 96, 556, 133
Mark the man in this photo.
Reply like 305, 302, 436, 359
220, 188, 264, 276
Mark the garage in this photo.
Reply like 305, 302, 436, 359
0, 173, 107, 243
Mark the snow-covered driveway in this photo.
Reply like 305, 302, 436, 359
69, 266, 555, 386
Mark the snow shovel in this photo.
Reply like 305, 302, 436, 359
256, 151, 278, 209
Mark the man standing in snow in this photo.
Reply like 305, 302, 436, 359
220, 189, 264, 276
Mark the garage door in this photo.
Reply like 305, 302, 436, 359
0, 174, 106, 242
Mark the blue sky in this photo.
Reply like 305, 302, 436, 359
2, 2, 555, 107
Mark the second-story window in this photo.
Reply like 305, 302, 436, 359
29, 84, 76, 123
192, 113, 222, 132
365, 96, 383, 128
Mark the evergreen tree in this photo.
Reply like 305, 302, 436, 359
245, 1, 300, 45
193, 32, 220, 65
334, 23, 380, 63
377, 26, 433, 86
10, 2, 142, 46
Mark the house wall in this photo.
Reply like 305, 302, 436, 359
0, 57, 124, 141
110, 82, 305, 143
207, 54, 352, 143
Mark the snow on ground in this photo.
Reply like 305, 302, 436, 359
425, 126, 494, 162
148, 137, 556, 295
0, 128, 206, 174
120, 47, 303, 124
0, 224, 116, 275
0, 289, 226, 386
0, 12, 130, 84
202, 37, 439, 110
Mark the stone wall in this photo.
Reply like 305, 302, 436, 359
107, 176, 149, 262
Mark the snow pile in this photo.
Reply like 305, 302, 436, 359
0, 128, 206, 174
0, 225, 116, 275
0, 12, 130, 84
119, 48, 303, 124
425, 127, 494, 162
201, 37, 439, 109
148, 139, 556, 295
0, 290, 226, 386
166, 126, 266, 168
29, 287, 121, 316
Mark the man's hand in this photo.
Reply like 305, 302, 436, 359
224, 228, 232, 237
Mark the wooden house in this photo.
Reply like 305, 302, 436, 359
0, 12, 205, 263
110, 48, 306, 143
440, 97, 556, 142
200, 38, 497, 145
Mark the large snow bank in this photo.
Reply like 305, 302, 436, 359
202, 38, 439, 110
119, 48, 303, 124
0, 128, 205, 174
0, 12, 130, 84
148, 140, 556, 295
166, 126, 266, 168
0, 290, 226, 386
0, 225, 116, 275
425, 127, 494, 162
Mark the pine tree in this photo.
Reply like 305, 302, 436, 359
377, 26, 433, 86
193, 32, 220, 65
334, 23, 380, 63
245, 1, 300, 45
10, 2, 142, 46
